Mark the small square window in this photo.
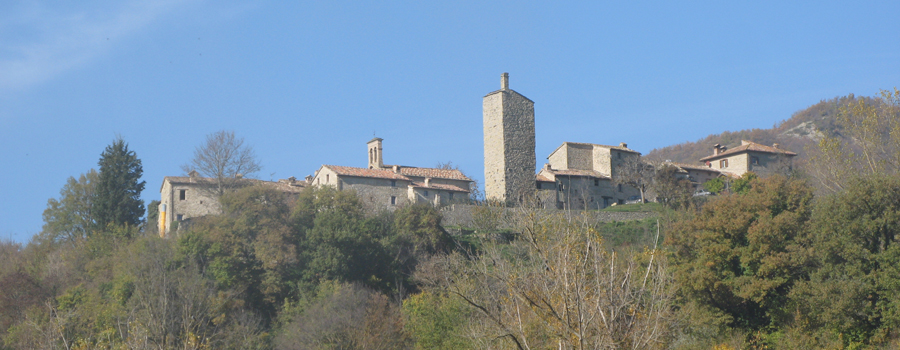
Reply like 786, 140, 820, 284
424, 190, 429, 197
390, 180, 396, 187
594, 179, 599, 186
179, 189, 186, 200
751, 156, 759, 165
176, 214, 183, 221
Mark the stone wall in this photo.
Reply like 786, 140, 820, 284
567, 143, 593, 170
592, 146, 612, 176
440, 204, 658, 229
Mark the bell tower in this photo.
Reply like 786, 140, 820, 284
367, 137, 384, 169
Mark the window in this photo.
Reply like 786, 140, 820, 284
720, 159, 728, 168
751, 156, 759, 165
536, 182, 541, 189
390, 180, 396, 187
390, 196, 396, 205
617, 152, 621, 159
617, 184, 623, 192
449, 192, 454, 200
179, 189, 186, 200
176, 214, 183, 221
594, 179, 599, 186
424, 190, 429, 197
326, 174, 330, 183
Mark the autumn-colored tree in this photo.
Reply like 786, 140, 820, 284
417, 206, 675, 349
667, 175, 814, 331
807, 88, 900, 193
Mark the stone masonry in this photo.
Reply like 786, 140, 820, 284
483, 73, 536, 203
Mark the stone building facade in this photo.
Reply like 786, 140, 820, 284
535, 142, 642, 209
699, 140, 797, 177
158, 173, 307, 237
311, 138, 473, 211
483, 73, 536, 203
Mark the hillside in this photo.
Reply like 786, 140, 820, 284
644, 94, 870, 165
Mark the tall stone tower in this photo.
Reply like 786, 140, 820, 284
483, 73, 536, 203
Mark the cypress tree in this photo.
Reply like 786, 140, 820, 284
94, 138, 146, 229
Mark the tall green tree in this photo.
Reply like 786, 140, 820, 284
791, 175, 900, 345
94, 138, 146, 230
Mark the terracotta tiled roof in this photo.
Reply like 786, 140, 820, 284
668, 162, 722, 173
700, 141, 798, 161
398, 167, 472, 181
548, 169, 610, 179
323, 165, 410, 180
536, 174, 554, 182
409, 182, 470, 193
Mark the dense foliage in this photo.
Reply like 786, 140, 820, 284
6, 93, 900, 348
94, 138, 146, 229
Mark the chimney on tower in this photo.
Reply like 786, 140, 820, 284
501, 72, 509, 90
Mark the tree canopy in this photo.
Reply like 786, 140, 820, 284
94, 138, 146, 230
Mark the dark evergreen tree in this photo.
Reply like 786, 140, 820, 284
94, 138, 146, 229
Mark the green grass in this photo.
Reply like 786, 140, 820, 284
599, 202, 663, 212
595, 218, 661, 250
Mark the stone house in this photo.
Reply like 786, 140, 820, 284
535, 142, 643, 209
310, 138, 473, 211
157, 172, 307, 237
699, 140, 797, 177
662, 162, 724, 189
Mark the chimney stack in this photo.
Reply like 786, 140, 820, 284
501, 72, 509, 90
619, 142, 627, 148
773, 143, 780, 149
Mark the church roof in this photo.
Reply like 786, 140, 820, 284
322, 165, 410, 180
398, 167, 472, 181
321, 165, 472, 182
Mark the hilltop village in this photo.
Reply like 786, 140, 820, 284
157, 73, 797, 236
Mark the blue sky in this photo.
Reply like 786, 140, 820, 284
2, 1, 898, 243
